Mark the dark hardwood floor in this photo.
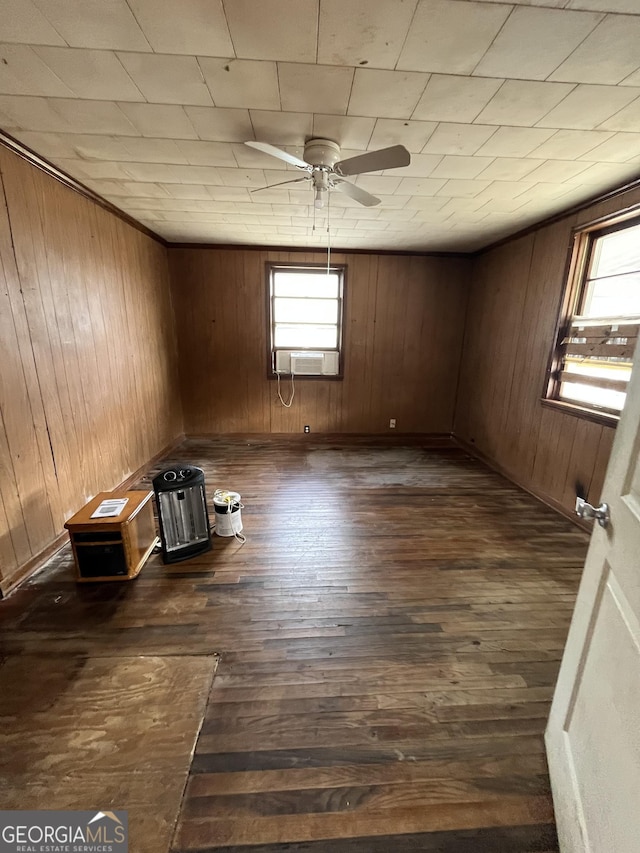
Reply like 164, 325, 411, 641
0, 437, 589, 852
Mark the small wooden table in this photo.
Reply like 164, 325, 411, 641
65, 490, 158, 582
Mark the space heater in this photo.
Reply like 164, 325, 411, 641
152, 466, 211, 564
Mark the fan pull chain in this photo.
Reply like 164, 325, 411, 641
326, 185, 331, 273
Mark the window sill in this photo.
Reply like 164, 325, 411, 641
540, 397, 619, 428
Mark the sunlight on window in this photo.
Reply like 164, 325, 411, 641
269, 266, 343, 367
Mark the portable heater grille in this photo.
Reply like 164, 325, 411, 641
152, 466, 211, 564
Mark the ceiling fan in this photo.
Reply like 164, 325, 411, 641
245, 138, 410, 208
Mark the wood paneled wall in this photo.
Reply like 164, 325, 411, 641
168, 248, 470, 435
455, 185, 640, 519
0, 147, 181, 594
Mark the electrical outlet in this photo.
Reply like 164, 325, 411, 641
304, 425, 310, 433
389, 418, 396, 429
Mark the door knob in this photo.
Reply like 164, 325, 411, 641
575, 497, 610, 528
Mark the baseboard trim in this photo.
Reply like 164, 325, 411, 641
0, 433, 185, 599
184, 432, 457, 447
453, 436, 590, 533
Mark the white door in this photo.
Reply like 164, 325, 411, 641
546, 349, 640, 852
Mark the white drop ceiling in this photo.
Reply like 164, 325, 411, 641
1, 0, 639, 251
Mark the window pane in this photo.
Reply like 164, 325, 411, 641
582, 271, 640, 317
273, 272, 339, 298
589, 222, 640, 278
274, 297, 338, 324
274, 324, 338, 348
560, 380, 626, 413
564, 359, 632, 383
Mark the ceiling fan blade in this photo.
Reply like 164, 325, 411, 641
251, 176, 311, 194
245, 141, 311, 170
334, 144, 410, 177
333, 180, 380, 207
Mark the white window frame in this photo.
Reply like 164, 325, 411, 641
545, 209, 640, 424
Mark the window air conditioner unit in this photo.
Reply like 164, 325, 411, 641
274, 350, 339, 376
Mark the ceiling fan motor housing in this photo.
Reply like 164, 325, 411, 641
303, 138, 341, 169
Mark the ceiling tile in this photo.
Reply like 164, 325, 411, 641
134, 163, 225, 184
216, 166, 266, 187
199, 58, 280, 110
622, 67, 640, 87
82, 179, 129, 196
118, 103, 199, 138
567, 0, 640, 9
562, 160, 640, 184
53, 157, 133, 179
127, 0, 233, 55
174, 139, 237, 166
312, 114, 375, 149
368, 119, 436, 153
513, 183, 575, 202
33, 47, 145, 101
549, 15, 640, 84
32, 0, 152, 51
526, 128, 614, 159
318, 0, 417, 69
48, 98, 140, 135
397, 0, 512, 74
422, 122, 498, 155
354, 175, 403, 194
115, 138, 191, 163
473, 181, 532, 200
160, 184, 216, 199
183, 106, 253, 142
0, 45, 75, 97
117, 162, 182, 182
473, 7, 602, 80
120, 182, 170, 197
65, 134, 144, 160
279, 64, 354, 114
207, 186, 252, 201
0, 0, 66, 44
475, 126, 556, 157
476, 157, 546, 180
341, 207, 381, 220
348, 69, 430, 120
9, 129, 77, 157
116, 53, 213, 106
250, 110, 313, 145
577, 132, 640, 161
475, 81, 576, 126
520, 159, 593, 182
536, 84, 640, 129
412, 75, 503, 123
397, 176, 448, 195
599, 98, 640, 131
384, 153, 442, 177
430, 155, 495, 179
436, 179, 491, 197
225, 0, 318, 62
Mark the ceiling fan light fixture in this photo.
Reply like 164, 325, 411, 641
314, 186, 327, 209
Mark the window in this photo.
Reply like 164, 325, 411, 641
267, 263, 345, 377
546, 212, 640, 422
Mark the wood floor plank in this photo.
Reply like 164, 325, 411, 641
0, 438, 586, 852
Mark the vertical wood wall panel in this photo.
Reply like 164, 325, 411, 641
169, 248, 470, 435
455, 185, 640, 519
0, 148, 182, 593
